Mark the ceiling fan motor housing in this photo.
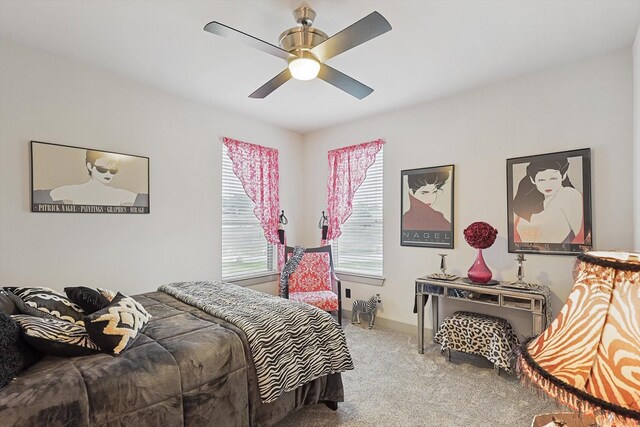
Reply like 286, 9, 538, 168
294, 6, 315, 26
279, 7, 327, 53
279, 27, 327, 53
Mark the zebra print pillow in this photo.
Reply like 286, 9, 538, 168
85, 293, 151, 355
11, 315, 100, 357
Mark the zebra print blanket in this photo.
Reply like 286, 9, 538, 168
159, 281, 353, 403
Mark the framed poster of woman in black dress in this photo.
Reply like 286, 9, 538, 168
401, 165, 454, 248
507, 148, 592, 255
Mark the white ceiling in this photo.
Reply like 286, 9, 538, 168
1, 1, 639, 134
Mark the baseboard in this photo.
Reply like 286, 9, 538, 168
342, 309, 433, 338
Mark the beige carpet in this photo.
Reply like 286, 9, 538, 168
276, 321, 561, 426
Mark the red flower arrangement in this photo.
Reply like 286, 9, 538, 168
463, 221, 498, 249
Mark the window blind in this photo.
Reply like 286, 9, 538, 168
221, 145, 275, 278
334, 147, 383, 277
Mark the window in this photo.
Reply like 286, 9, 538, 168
333, 147, 383, 277
221, 145, 275, 278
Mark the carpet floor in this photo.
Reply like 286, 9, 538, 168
276, 321, 560, 427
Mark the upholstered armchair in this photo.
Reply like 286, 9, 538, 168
282, 246, 342, 325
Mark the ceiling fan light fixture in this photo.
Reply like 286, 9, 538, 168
288, 56, 320, 81
204, 8, 391, 98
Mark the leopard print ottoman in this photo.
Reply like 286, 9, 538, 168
433, 311, 520, 372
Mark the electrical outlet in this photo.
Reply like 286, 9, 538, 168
345, 288, 351, 298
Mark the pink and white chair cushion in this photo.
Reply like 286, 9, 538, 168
287, 252, 339, 313
289, 291, 339, 312
288, 253, 332, 293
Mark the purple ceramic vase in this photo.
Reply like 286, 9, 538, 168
467, 249, 492, 283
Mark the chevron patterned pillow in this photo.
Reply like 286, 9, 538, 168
84, 293, 151, 355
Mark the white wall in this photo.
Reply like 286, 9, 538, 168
1, 39, 634, 336
301, 49, 634, 335
0, 40, 304, 296
634, 26, 640, 250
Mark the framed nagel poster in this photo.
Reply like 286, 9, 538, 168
31, 141, 149, 214
401, 164, 454, 248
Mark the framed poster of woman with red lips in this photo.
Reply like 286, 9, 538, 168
507, 148, 591, 255
401, 164, 454, 248
31, 141, 149, 214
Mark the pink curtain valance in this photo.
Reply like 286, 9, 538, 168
324, 139, 384, 242
223, 137, 280, 246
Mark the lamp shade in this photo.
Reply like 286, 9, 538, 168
288, 57, 320, 81
518, 252, 640, 426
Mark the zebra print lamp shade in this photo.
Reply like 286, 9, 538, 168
518, 251, 640, 427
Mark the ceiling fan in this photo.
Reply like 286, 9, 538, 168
203, 6, 392, 99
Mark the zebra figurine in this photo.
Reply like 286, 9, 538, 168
352, 294, 382, 329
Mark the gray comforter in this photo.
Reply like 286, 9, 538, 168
160, 281, 353, 404
0, 291, 345, 426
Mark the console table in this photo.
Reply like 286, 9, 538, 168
415, 277, 551, 354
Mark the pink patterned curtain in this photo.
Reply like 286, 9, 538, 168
324, 139, 384, 244
223, 137, 284, 269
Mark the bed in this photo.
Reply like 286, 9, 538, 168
0, 281, 352, 426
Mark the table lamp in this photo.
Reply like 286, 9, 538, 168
518, 251, 640, 427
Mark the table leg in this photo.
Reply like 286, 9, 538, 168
532, 313, 544, 336
431, 294, 439, 339
417, 293, 425, 354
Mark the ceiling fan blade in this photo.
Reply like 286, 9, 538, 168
311, 11, 391, 62
317, 64, 373, 99
249, 69, 292, 99
204, 21, 295, 61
